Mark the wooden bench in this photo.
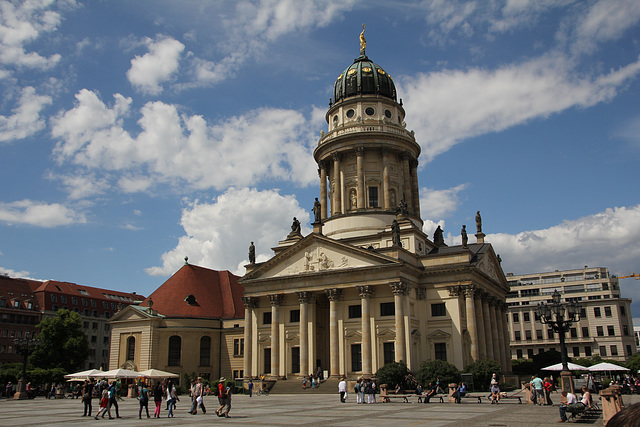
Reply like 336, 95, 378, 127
380, 394, 414, 403
417, 394, 444, 403
477, 394, 522, 404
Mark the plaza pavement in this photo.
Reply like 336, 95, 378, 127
1, 392, 638, 426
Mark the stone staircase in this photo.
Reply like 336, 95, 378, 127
267, 377, 339, 395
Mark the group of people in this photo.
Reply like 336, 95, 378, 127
558, 386, 593, 423
354, 378, 377, 404
528, 375, 555, 406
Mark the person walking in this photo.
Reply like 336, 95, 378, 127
191, 377, 206, 415
248, 379, 253, 397
354, 379, 361, 404
94, 388, 111, 419
82, 379, 94, 416
153, 381, 163, 417
138, 381, 150, 419
543, 377, 554, 405
188, 379, 197, 414
166, 380, 178, 418
106, 381, 120, 418
338, 377, 347, 403
530, 375, 544, 406
218, 378, 232, 418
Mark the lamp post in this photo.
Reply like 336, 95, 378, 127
536, 290, 581, 394
13, 335, 41, 400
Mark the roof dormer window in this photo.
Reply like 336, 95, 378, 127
185, 295, 197, 305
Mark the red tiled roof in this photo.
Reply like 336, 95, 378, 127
140, 264, 244, 319
0, 276, 42, 308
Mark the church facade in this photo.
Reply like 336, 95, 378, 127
239, 34, 511, 380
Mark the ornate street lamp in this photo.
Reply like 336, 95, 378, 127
12, 335, 41, 400
536, 290, 581, 393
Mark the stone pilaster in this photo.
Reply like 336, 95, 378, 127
241, 297, 257, 379
297, 291, 312, 378
474, 291, 486, 359
319, 163, 327, 220
332, 153, 341, 215
357, 285, 374, 375
462, 285, 479, 361
326, 288, 343, 377
268, 294, 283, 378
356, 147, 364, 210
482, 293, 495, 361
390, 281, 409, 363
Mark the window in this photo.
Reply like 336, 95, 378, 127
623, 325, 629, 336
599, 346, 607, 357
233, 338, 244, 357
263, 312, 272, 325
290, 309, 300, 323
91, 335, 97, 343
594, 307, 601, 317
126, 336, 135, 361
380, 302, 395, 316
82, 299, 87, 306
368, 186, 378, 208
610, 345, 618, 356
597, 326, 604, 337
291, 346, 300, 373
91, 300, 96, 308
570, 328, 577, 338
516, 349, 523, 359
434, 343, 447, 361
383, 342, 395, 365
102, 301, 108, 309
607, 325, 615, 336
348, 305, 362, 319
620, 306, 626, 316
580, 308, 587, 318
60, 295, 67, 304
513, 313, 520, 323
200, 336, 211, 366
168, 335, 181, 366
431, 303, 446, 317
547, 329, 554, 339
103, 336, 109, 344
51, 294, 57, 303
515, 331, 521, 341
573, 347, 580, 357
536, 330, 543, 340
604, 306, 612, 317
351, 344, 362, 371
527, 349, 534, 359
582, 327, 590, 338
585, 347, 592, 357
627, 345, 632, 356
525, 330, 532, 340
523, 312, 530, 322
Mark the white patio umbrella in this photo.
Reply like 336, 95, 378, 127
541, 362, 589, 371
64, 369, 103, 379
137, 369, 179, 379
89, 368, 146, 379
587, 362, 629, 372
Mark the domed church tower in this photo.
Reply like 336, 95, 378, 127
240, 29, 511, 384
315, 28, 423, 241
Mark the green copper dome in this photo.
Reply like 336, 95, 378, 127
333, 55, 397, 103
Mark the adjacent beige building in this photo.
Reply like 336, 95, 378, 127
506, 267, 636, 362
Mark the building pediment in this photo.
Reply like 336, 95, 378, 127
109, 305, 162, 322
242, 233, 401, 280
475, 247, 508, 288
427, 329, 451, 340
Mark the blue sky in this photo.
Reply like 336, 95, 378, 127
1, 0, 640, 322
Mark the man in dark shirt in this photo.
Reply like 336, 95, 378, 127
423, 383, 437, 403
82, 379, 94, 416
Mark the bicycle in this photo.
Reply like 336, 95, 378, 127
255, 387, 270, 396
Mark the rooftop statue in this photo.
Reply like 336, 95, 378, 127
461, 225, 468, 248
249, 241, 255, 264
476, 210, 482, 233
312, 198, 321, 223
434, 225, 445, 247
360, 24, 366, 55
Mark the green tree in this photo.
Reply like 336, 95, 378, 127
464, 359, 501, 391
626, 353, 640, 374
29, 309, 89, 372
375, 362, 409, 389
416, 359, 461, 388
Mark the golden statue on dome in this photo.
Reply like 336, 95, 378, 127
360, 23, 366, 55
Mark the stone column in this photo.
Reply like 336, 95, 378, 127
382, 149, 390, 209
319, 163, 327, 220
411, 160, 420, 218
269, 294, 283, 378
482, 293, 495, 361
402, 153, 413, 214
358, 285, 374, 376
241, 297, 256, 379
390, 281, 409, 363
501, 303, 513, 372
463, 285, 479, 361
332, 153, 341, 215
297, 291, 311, 378
326, 288, 343, 378
496, 301, 508, 371
489, 298, 500, 365
356, 147, 364, 210
474, 292, 486, 359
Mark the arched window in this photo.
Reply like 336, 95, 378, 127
126, 336, 135, 361
199, 336, 211, 367
168, 335, 181, 366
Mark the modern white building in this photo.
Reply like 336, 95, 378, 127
506, 267, 636, 362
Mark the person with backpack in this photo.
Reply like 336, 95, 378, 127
216, 378, 232, 418
354, 379, 361, 404
152, 381, 163, 417
138, 381, 150, 419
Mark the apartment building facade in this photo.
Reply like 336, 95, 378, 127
506, 267, 636, 362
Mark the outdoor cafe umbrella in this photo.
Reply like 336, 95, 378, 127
64, 369, 104, 379
137, 369, 179, 379
541, 362, 589, 371
89, 368, 146, 379
587, 362, 629, 372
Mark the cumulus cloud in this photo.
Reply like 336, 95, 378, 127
146, 187, 310, 277
0, 199, 85, 227
400, 55, 640, 162
47, 171, 110, 200
420, 184, 467, 219
126, 35, 185, 95
0, 86, 52, 142
571, 0, 640, 54
51, 89, 318, 196
0, 266, 37, 280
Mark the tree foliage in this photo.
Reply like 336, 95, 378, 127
416, 359, 461, 387
375, 362, 409, 389
0, 363, 66, 387
626, 353, 640, 374
464, 359, 501, 391
29, 309, 89, 372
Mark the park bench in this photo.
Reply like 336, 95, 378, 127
379, 393, 414, 403
417, 394, 445, 403
476, 393, 522, 404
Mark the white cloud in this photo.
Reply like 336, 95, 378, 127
0, 0, 68, 70
126, 35, 185, 95
400, 54, 640, 162
146, 187, 311, 277
420, 184, 467, 219
0, 199, 85, 227
571, 0, 640, 54
47, 171, 110, 200
0, 266, 36, 280
0, 86, 52, 142
121, 223, 142, 231
51, 89, 318, 196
